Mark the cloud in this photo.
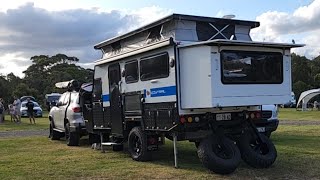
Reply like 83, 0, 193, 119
251, 0, 320, 58
0, 3, 172, 77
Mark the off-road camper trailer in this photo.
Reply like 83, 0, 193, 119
84, 14, 303, 174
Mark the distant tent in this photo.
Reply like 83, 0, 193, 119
296, 89, 320, 110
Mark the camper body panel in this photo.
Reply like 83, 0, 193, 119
178, 44, 292, 110
92, 45, 177, 133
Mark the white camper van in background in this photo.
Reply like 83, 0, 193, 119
79, 14, 303, 174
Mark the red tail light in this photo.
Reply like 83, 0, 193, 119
72, 107, 81, 113
255, 112, 261, 119
180, 116, 186, 124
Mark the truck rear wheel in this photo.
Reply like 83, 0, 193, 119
238, 131, 277, 168
197, 135, 241, 174
128, 127, 151, 161
65, 123, 80, 146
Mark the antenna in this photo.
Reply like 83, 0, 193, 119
222, 14, 236, 19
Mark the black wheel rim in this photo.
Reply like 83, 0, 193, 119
250, 139, 269, 155
131, 134, 142, 156
212, 142, 232, 159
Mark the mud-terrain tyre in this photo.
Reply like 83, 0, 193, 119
197, 135, 241, 174
65, 123, 80, 146
264, 131, 271, 138
238, 131, 277, 168
49, 123, 60, 140
128, 127, 151, 161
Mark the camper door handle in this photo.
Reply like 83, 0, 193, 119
150, 80, 158, 83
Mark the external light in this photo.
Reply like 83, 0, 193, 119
72, 107, 81, 113
255, 112, 261, 119
180, 117, 186, 124
194, 117, 200, 123
187, 117, 193, 123
250, 113, 255, 119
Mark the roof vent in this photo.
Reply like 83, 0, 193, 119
222, 14, 236, 19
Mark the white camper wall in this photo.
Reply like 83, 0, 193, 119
179, 46, 212, 109
94, 65, 110, 107
210, 46, 291, 107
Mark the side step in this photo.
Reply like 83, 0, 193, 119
53, 128, 64, 133
101, 142, 122, 146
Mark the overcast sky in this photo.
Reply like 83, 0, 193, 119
0, 0, 318, 77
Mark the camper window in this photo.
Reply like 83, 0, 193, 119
140, 52, 169, 81
125, 60, 138, 83
221, 50, 283, 84
93, 78, 102, 101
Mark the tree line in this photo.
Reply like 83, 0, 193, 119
291, 53, 320, 100
0, 54, 93, 107
0, 53, 318, 108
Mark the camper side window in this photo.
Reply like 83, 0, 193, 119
140, 52, 169, 81
125, 60, 138, 83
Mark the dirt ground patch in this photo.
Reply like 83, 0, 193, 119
0, 129, 48, 138
280, 120, 320, 125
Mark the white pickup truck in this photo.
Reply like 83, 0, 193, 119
256, 105, 279, 137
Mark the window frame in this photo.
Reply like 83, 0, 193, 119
125, 60, 139, 84
220, 50, 283, 85
140, 52, 170, 81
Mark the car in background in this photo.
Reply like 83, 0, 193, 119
45, 93, 61, 111
254, 105, 279, 137
20, 96, 36, 102
282, 92, 296, 108
20, 101, 43, 117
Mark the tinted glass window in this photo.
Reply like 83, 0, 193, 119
140, 53, 169, 81
221, 50, 283, 84
93, 78, 102, 101
125, 61, 138, 83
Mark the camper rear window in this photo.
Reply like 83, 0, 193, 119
221, 50, 283, 84
140, 53, 169, 81
125, 60, 138, 83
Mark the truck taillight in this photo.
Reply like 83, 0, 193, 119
72, 107, 81, 113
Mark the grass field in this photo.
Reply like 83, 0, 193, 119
0, 113, 49, 131
0, 124, 320, 179
278, 108, 320, 121
1, 108, 319, 132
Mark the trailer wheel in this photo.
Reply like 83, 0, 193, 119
65, 123, 80, 146
49, 123, 60, 140
238, 131, 277, 168
264, 131, 271, 138
128, 127, 151, 161
197, 135, 241, 174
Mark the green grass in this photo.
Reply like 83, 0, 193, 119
0, 125, 319, 179
279, 108, 320, 121
0, 113, 49, 131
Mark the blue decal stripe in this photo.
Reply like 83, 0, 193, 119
150, 86, 176, 97
102, 94, 109, 102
